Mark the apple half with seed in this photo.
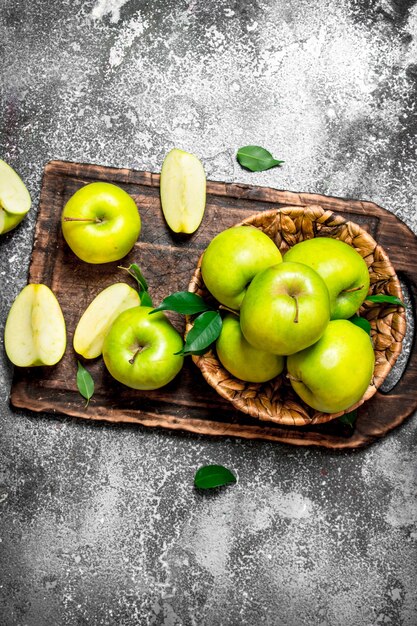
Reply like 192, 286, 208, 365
5, 284, 66, 367
160, 148, 206, 234
73, 282, 141, 359
0, 159, 31, 234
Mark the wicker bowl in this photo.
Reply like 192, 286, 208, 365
186, 205, 406, 427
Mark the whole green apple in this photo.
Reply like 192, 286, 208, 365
287, 319, 375, 413
0, 159, 31, 234
283, 237, 370, 319
201, 225, 282, 310
216, 314, 284, 383
240, 261, 330, 355
61, 182, 141, 264
102, 306, 184, 390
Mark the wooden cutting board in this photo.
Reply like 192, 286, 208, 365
9, 160, 417, 448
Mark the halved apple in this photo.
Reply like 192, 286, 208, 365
0, 159, 31, 234
5, 284, 66, 367
160, 148, 206, 234
73, 282, 140, 359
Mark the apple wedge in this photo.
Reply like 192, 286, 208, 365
73, 282, 140, 359
5, 284, 66, 367
160, 148, 206, 234
0, 159, 31, 234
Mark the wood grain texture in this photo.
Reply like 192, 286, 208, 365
9, 160, 417, 449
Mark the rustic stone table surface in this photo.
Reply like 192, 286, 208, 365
1, 1, 417, 625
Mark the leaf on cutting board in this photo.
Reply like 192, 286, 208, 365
177, 310, 222, 356
76, 361, 94, 407
119, 263, 153, 307
139, 290, 153, 307
236, 145, 284, 172
194, 464, 237, 489
150, 291, 212, 316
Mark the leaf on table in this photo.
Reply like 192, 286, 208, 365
76, 361, 94, 407
236, 145, 284, 172
194, 464, 237, 489
177, 310, 222, 355
150, 291, 212, 315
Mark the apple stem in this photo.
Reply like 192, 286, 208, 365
292, 296, 299, 323
129, 346, 145, 364
341, 284, 364, 294
218, 305, 239, 318
63, 217, 102, 223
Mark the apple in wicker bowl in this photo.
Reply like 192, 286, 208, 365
186, 206, 406, 427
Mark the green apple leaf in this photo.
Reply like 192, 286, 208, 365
338, 409, 358, 429
76, 361, 94, 407
126, 263, 148, 291
140, 290, 154, 307
178, 310, 222, 355
236, 145, 284, 172
349, 314, 371, 335
150, 291, 212, 316
365, 294, 405, 307
194, 464, 237, 490
119, 263, 153, 307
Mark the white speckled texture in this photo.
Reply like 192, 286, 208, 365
1, 1, 417, 624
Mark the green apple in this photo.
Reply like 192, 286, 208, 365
240, 261, 330, 355
61, 182, 141, 264
160, 148, 206, 234
287, 319, 375, 413
216, 314, 284, 382
102, 306, 184, 390
5, 284, 66, 367
201, 225, 282, 310
283, 237, 370, 319
73, 283, 140, 359
0, 159, 31, 234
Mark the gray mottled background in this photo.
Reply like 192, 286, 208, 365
1, 1, 417, 624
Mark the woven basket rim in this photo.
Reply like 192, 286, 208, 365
187, 205, 407, 427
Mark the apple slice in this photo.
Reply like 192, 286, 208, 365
5, 284, 66, 367
160, 148, 206, 234
73, 282, 140, 359
0, 159, 31, 234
